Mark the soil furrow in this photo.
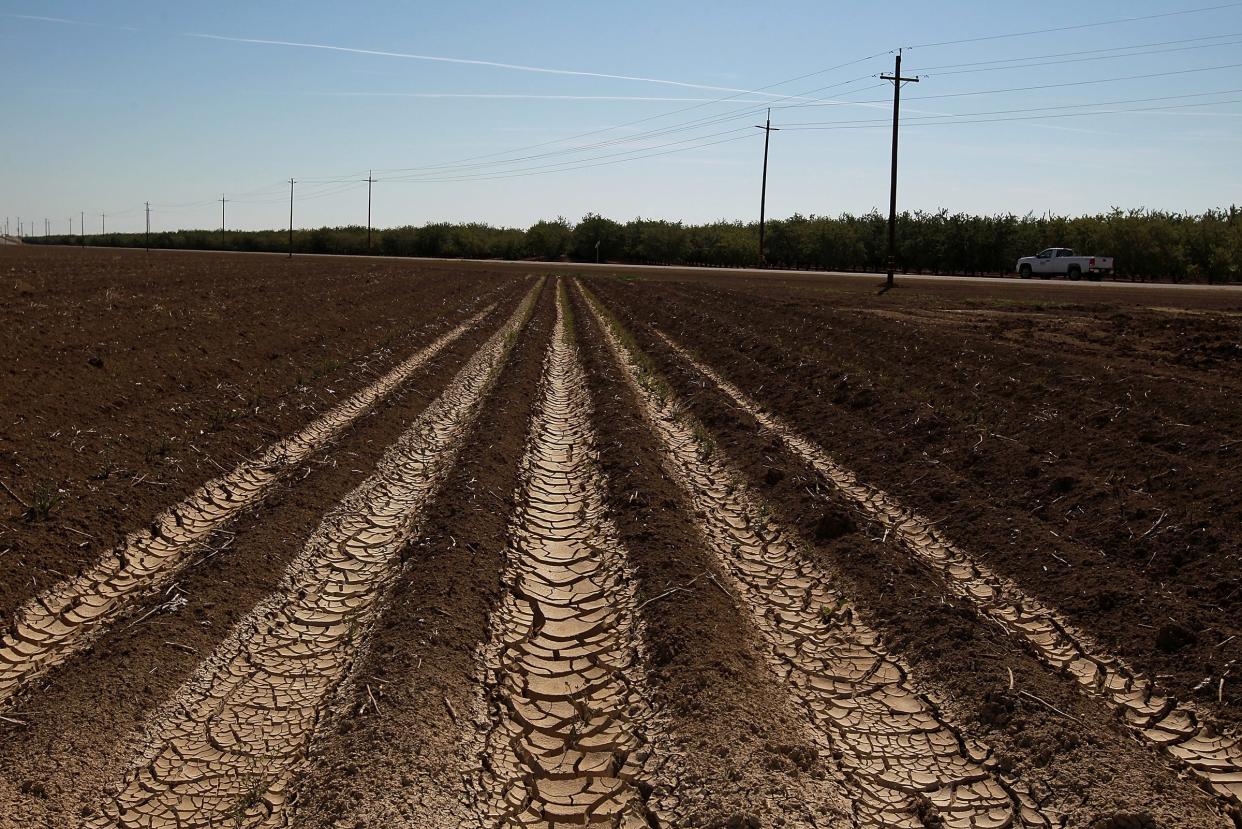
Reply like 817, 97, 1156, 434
0, 303, 496, 713
655, 327, 1242, 811
0, 291, 517, 828
588, 277, 1242, 730
83, 284, 540, 829
582, 284, 1051, 829
287, 285, 555, 829
470, 283, 673, 827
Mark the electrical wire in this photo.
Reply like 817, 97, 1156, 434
780, 98, 1242, 131
912, 38, 1242, 78
907, 2, 1242, 49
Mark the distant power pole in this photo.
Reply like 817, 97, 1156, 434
880, 50, 920, 289
754, 108, 780, 268
219, 194, 228, 248
288, 178, 295, 258
101, 213, 106, 234
145, 202, 151, 251
80, 210, 85, 246
69, 216, 73, 237
362, 171, 375, 251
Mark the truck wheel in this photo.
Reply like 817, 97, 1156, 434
1019, 264, 1032, 279
1067, 266, 1082, 281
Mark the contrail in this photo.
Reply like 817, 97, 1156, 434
313, 92, 781, 102
186, 33, 811, 100
1, 13, 139, 31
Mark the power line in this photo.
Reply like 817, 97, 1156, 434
912, 38, 1242, 78
908, 2, 1242, 49
367, 51, 893, 179
909, 31, 1242, 72
779, 88, 1242, 127
779, 97, 1242, 131
776, 62, 1242, 111
377, 75, 886, 182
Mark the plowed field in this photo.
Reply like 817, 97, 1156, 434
2, 246, 1240, 829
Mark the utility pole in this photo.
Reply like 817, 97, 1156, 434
362, 171, 375, 252
145, 202, 151, 251
80, 210, 85, 246
595, 239, 601, 264
754, 108, 779, 268
69, 217, 73, 236
101, 213, 106, 234
288, 178, 295, 258
219, 194, 228, 248
880, 50, 920, 289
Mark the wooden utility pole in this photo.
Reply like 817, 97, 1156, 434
881, 50, 919, 289
754, 108, 779, 268
101, 213, 106, 234
145, 202, 151, 251
80, 211, 85, 246
219, 194, 228, 248
362, 171, 375, 251
288, 178, 295, 258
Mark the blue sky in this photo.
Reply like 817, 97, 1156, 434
2, 1, 1241, 233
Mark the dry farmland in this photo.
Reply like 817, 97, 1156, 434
1, 245, 1241, 829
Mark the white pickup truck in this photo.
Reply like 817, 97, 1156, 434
1016, 248, 1115, 280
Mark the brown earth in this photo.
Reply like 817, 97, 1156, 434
584, 275, 1242, 731
0, 246, 514, 618
2, 246, 1241, 828
585, 278, 1231, 826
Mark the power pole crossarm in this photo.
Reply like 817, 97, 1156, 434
754, 109, 780, 268
881, 50, 920, 289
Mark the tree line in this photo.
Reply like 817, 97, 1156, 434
27, 207, 1241, 283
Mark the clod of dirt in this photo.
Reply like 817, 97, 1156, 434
1155, 622, 1198, 653
813, 507, 856, 542
707, 815, 761, 829
1048, 475, 1078, 494
87, 355, 104, 368
1088, 812, 1162, 829
13, 279, 35, 294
